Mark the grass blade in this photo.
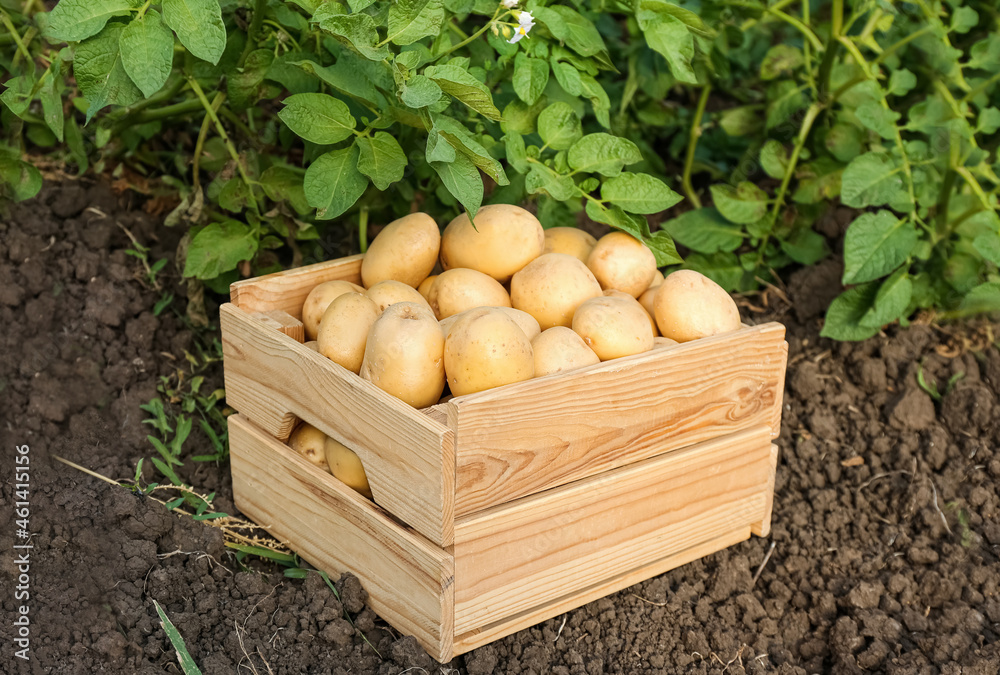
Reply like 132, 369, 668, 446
153, 600, 202, 675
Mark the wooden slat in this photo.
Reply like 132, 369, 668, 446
221, 302, 456, 547
228, 415, 455, 662
450, 322, 787, 515
230, 255, 364, 318
452, 426, 773, 634
751, 443, 779, 537
251, 309, 305, 343
453, 527, 750, 657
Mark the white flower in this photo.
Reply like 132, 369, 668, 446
501, 0, 518, 8
507, 10, 535, 43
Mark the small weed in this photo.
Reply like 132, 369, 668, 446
153, 600, 203, 675
916, 363, 965, 402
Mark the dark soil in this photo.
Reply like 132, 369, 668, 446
2, 182, 999, 674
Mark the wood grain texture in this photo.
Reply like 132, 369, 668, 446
221, 302, 456, 547
751, 443, 779, 537
452, 527, 750, 657
231, 255, 364, 318
228, 415, 455, 662
450, 322, 787, 515
452, 426, 774, 633
251, 309, 305, 343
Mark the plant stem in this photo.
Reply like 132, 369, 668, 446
935, 168, 957, 239
817, 0, 843, 100
873, 25, 934, 66
431, 7, 508, 62
956, 167, 994, 212
0, 11, 31, 63
358, 206, 369, 254
766, 8, 823, 52
239, 0, 268, 68
738, 0, 798, 30
193, 92, 225, 185
113, 98, 204, 136
962, 72, 1000, 104
681, 84, 711, 209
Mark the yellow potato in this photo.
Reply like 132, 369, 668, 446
439, 306, 540, 342
653, 336, 679, 348
586, 232, 658, 297
654, 270, 742, 342
301, 279, 365, 340
361, 212, 440, 288
648, 271, 665, 289
510, 253, 603, 330
428, 268, 511, 320
316, 293, 379, 374
324, 438, 373, 500
572, 295, 654, 361
444, 308, 534, 396
304, 341, 319, 351
607, 288, 659, 337
532, 327, 600, 377
360, 302, 445, 408
287, 422, 330, 471
440, 204, 544, 282
365, 279, 431, 314
543, 227, 597, 263
417, 274, 438, 301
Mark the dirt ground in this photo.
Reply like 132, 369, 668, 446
1, 182, 999, 674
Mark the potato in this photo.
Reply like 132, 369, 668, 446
316, 293, 379, 374
361, 212, 440, 288
654, 270, 742, 342
604, 289, 658, 336
417, 274, 438, 301
532, 327, 600, 377
648, 271, 665, 289
654, 336, 679, 348
586, 232, 658, 297
429, 268, 511, 320
324, 438, 373, 500
366, 279, 431, 314
304, 341, 319, 351
572, 295, 654, 361
543, 227, 597, 263
440, 306, 540, 342
445, 308, 534, 396
360, 302, 445, 408
440, 204, 544, 282
302, 279, 365, 340
287, 422, 330, 471
510, 253, 603, 330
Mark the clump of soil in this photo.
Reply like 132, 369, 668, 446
2, 182, 999, 674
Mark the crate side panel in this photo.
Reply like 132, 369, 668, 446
751, 443, 779, 537
221, 303, 455, 547
452, 426, 773, 633
229, 415, 455, 662
230, 255, 364, 318
452, 323, 786, 515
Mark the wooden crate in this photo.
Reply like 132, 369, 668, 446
221, 255, 788, 662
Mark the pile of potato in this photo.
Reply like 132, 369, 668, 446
290, 204, 742, 494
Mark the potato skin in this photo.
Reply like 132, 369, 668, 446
604, 289, 658, 336
429, 268, 511, 319
654, 270, 742, 342
586, 232, 658, 298
302, 279, 366, 340
365, 280, 431, 314
543, 227, 597, 263
572, 295, 654, 361
361, 212, 440, 288
444, 308, 534, 396
440, 204, 544, 282
439, 306, 540, 342
511, 253, 603, 330
417, 274, 438, 301
317, 293, 379, 374
532, 326, 600, 377
360, 302, 445, 408
324, 438, 373, 500
288, 422, 330, 471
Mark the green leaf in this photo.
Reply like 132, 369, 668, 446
635, 11, 697, 84
551, 60, 583, 96
45, 0, 133, 43
888, 69, 917, 96
227, 48, 274, 110
40, 63, 65, 141
278, 93, 356, 144
841, 152, 908, 209
821, 284, 880, 341
824, 123, 863, 163
259, 165, 311, 215
290, 57, 383, 109
0, 74, 34, 118
504, 132, 528, 173
162, 0, 227, 65
567, 133, 641, 177
950, 6, 978, 34
526, 164, 577, 201
513, 53, 549, 106
842, 211, 916, 284
315, 13, 391, 61
855, 101, 900, 140
958, 282, 1000, 315
759, 45, 803, 80
304, 145, 368, 219
0, 152, 43, 202
501, 97, 546, 135
75, 22, 143, 122
537, 102, 581, 151
356, 132, 406, 190
860, 267, 912, 328
973, 231, 1000, 266
585, 201, 680, 265
153, 600, 203, 675
660, 208, 743, 254
432, 153, 483, 219
977, 108, 1000, 136
183, 220, 257, 279
766, 81, 806, 130
601, 172, 682, 214
969, 35, 1000, 71
719, 106, 763, 137
432, 116, 508, 186
710, 182, 768, 225
119, 10, 175, 98
400, 74, 442, 108
759, 140, 788, 179
780, 227, 828, 265
426, 128, 456, 163
533, 6, 609, 60
423, 64, 501, 120
386, 0, 444, 46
